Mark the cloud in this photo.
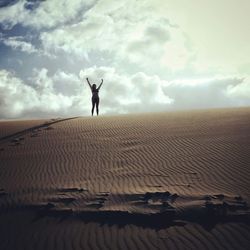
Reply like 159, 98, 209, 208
39, 0, 190, 76
163, 76, 250, 109
0, 0, 95, 29
0, 35, 55, 58
1, 36, 38, 54
1, 66, 249, 119
0, 66, 173, 119
80, 67, 250, 114
0, 69, 37, 118
79, 66, 173, 114
226, 77, 250, 101
0, 69, 87, 119
1, 0, 193, 75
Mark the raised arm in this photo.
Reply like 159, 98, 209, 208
86, 78, 92, 89
97, 79, 103, 90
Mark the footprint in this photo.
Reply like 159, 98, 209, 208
58, 187, 88, 193
31, 129, 42, 137
44, 126, 54, 130
142, 191, 171, 202
85, 201, 103, 209
96, 192, 109, 197
10, 137, 24, 146
204, 193, 249, 216
49, 187, 88, 204
49, 197, 76, 205
85, 192, 110, 209
31, 132, 39, 137
135, 191, 178, 212
0, 188, 7, 197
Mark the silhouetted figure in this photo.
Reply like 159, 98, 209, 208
86, 78, 103, 116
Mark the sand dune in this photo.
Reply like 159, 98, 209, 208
0, 119, 49, 138
0, 107, 250, 249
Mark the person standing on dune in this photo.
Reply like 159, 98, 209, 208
86, 78, 103, 116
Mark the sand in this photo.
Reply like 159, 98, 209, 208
0, 107, 250, 250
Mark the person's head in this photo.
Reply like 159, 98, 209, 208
92, 84, 97, 91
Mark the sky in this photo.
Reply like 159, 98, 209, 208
0, 0, 250, 119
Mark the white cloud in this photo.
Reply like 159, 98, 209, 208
226, 77, 250, 100
163, 76, 250, 109
0, 0, 194, 75
1, 36, 38, 54
79, 66, 173, 114
0, 0, 95, 29
80, 67, 250, 114
1, 0, 249, 76
1, 67, 249, 119
40, 0, 191, 76
0, 66, 173, 119
0, 69, 87, 119
0, 36, 54, 57
0, 69, 37, 118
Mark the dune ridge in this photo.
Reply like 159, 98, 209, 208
0, 107, 250, 249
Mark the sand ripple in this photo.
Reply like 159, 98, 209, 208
0, 108, 250, 249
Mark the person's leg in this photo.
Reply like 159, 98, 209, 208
96, 98, 99, 115
91, 98, 95, 116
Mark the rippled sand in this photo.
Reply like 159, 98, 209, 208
0, 107, 250, 250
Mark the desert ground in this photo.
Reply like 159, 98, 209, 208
0, 107, 250, 250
